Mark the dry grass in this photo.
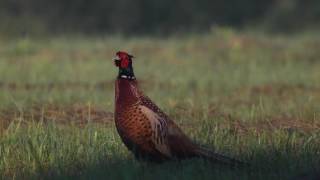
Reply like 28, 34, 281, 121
0, 30, 319, 179
0, 104, 113, 132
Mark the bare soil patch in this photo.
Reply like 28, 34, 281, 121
0, 81, 113, 91
0, 104, 113, 131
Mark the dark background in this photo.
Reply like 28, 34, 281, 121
0, 0, 319, 36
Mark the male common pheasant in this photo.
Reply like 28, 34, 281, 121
114, 51, 244, 165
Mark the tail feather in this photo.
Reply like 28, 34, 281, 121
194, 147, 248, 167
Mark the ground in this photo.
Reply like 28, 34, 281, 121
0, 29, 319, 179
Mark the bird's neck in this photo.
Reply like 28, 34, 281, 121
118, 66, 135, 80
115, 78, 140, 110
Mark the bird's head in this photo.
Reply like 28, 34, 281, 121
114, 51, 134, 68
114, 51, 135, 79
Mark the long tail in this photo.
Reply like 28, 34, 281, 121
194, 146, 248, 167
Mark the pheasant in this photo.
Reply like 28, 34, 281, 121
113, 51, 244, 165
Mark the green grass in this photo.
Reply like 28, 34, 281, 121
0, 29, 320, 179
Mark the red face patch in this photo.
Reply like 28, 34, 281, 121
116, 51, 132, 68
120, 58, 129, 68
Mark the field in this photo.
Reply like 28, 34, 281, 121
0, 29, 319, 179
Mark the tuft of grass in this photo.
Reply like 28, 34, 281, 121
1, 121, 319, 179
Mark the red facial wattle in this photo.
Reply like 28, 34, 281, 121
114, 51, 132, 69
120, 58, 129, 68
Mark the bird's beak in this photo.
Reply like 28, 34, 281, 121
114, 56, 120, 67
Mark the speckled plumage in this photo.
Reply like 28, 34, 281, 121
113, 51, 245, 165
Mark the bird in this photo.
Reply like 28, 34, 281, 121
113, 51, 245, 166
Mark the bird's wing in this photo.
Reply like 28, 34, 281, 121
139, 96, 198, 157
138, 96, 246, 165
139, 105, 171, 156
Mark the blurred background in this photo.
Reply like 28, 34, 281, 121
0, 0, 320, 179
0, 0, 319, 36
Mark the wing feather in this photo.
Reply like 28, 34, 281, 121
139, 105, 171, 156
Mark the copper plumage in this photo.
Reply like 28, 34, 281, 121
113, 51, 245, 165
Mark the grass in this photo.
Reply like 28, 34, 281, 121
0, 28, 320, 179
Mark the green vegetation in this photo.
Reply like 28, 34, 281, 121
0, 29, 320, 179
1, 0, 320, 35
